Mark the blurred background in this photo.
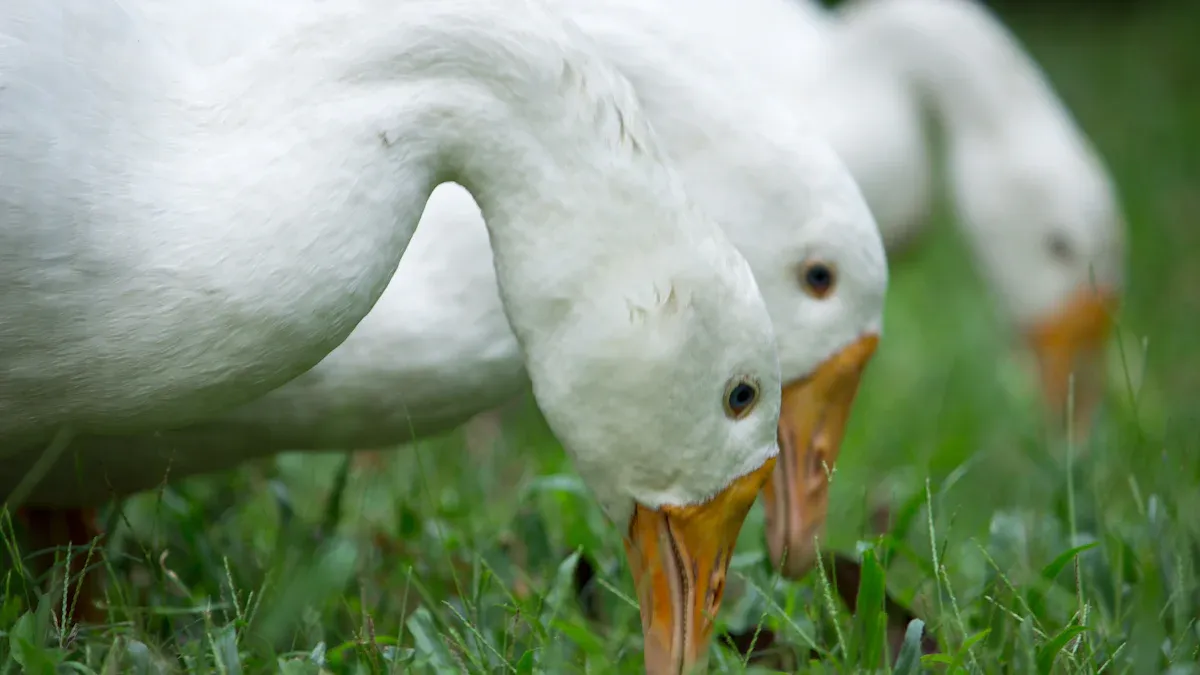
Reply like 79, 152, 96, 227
7, 0, 1198, 671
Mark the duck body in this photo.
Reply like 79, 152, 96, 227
1, 184, 526, 504
2, 0, 426, 444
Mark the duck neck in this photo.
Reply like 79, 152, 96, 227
266, 0, 695, 351
158, 0, 697, 360
837, 0, 1072, 141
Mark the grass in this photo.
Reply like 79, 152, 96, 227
3, 1, 1199, 672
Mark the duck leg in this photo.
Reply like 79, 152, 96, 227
17, 507, 105, 625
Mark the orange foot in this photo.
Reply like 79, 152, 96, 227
16, 507, 106, 625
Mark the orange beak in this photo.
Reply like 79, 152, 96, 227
624, 459, 776, 675
1025, 286, 1118, 436
761, 334, 879, 578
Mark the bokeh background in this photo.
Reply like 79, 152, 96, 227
4, 0, 1198, 672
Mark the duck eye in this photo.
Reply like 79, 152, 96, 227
723, 378, 759, 419
1046, 233, 1073, 262
799, 261, 836, 299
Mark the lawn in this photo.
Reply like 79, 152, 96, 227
3, 1, 1199, 672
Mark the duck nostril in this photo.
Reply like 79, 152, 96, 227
806, 443, 832, 494
703, 548, 729, 621
808, 442, 828, 475
706, 573, 725, 619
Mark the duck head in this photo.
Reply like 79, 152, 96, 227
702, 132, 888, 579
948, 118, 1125, 437
514, 229, 783, 674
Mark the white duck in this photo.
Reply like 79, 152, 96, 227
8, 0, 888, 643
1, 0, 789, 669
675, 0, 1126, 429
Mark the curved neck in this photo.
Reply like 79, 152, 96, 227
209, 0, 695, 353
835, 0, 1074, 139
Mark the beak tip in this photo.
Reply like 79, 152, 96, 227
627, 464, 774, 675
